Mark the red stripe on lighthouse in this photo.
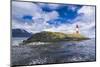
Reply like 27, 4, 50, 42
76, 24, 79, 28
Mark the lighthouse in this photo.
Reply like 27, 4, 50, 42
75, 24, 79, 34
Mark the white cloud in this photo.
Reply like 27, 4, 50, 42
43, 6, 96, 38
76, 6, 95, 38
12, 1, 43, 20
78, 6, 95, 16
77, 6, 95, 23
37, 3, 60, 10
12, 1, 95, 38
12, 1, 59, 33
43, 11, 59, 21
67, 5, 78, 11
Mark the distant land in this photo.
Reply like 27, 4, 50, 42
12, 29, 32, 37
22, 31, 89, 44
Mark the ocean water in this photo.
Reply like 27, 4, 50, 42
11, 37, 96, 66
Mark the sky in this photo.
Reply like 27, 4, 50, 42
12, 1, 96, 38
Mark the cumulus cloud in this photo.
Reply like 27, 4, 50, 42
43, 11, 59, 21
44, 6, 96, 38
12, 1, 95, 38
67, 5, 79, 11
12, 1, 59, 33
37, 3, 61, 10
76, 6, 95, 38
12, 1, 43, 21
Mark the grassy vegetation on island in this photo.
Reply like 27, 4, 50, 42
22, 31, 89, 44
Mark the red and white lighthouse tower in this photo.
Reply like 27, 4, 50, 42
75, 24, 79, 34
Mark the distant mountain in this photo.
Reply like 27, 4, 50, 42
12, 29, 32, 37
22, 31, 89, 44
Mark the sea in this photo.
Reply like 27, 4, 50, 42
11, 37, 96, 66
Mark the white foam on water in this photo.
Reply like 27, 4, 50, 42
27, 42, 51, 45
29, 57, 47, 65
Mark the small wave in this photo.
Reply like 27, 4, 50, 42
29, 57, 47, 65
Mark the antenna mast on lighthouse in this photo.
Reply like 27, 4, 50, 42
76, 24, 79, 34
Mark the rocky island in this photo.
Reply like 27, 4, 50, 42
22, 31, 89, 45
